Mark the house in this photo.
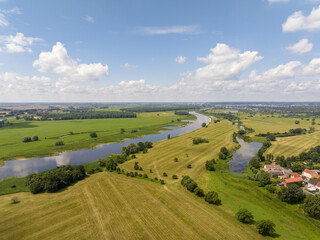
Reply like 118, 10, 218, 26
282, 169, 293, 177
278, 175, 286, 180
283, 177, 304, 187
264, 163, 282, 171
308, 179, 319, 188
291, 173, 301, 178
270, 171, 284, 178
302, 169, 320, 180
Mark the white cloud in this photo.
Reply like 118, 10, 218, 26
137, 25, 201, 35
283, 5, 320, 32
33, 42, 109, 82
121, 62, 135, 69
195, 43, 262, 81
287, 38, 313, 54
0, 8, 22, 27
175, 56, 187, 64
0, 32, 43, 53
84, 15, 94, 23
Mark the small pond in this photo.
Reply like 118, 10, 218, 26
228, 137, 262, 173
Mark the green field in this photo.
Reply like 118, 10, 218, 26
1, 117, 320, 239
0, 111, 194, 164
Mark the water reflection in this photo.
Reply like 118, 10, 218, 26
0, 112, 210, 179
228, 137, 262, 173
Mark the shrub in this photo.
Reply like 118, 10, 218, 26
205, 159, 216, 171
22, 136, 32, 143
256, 220, 276, 236
55, 140, 64, 146
32, 136, 39, 141
105, 158, 118, 171
257, 171, 271, 187
90, 132, 98, 138
99, 159, 106, 167
181, 175, 198, 192
172, 175, 178, 179
236, 208, 254, 224
201, 122, 206, 127
143, 173, 148, 178
194, 187, 205, 197
187, 164, 192, 168
134, 162, 140, 170
205, 191, 221, 205
163, 172, 168, 177
266, 185, 276, 193
218, 152, 227, 160
220, 147, 229, 155
11, 197, 19, 204
160, 179, 165, 184
193, 137, 209, 144
174, 157, 179, 162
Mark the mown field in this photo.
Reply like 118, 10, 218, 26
0, 111, 194, 163
1, 117, 320, 239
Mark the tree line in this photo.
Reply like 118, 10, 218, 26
24, 111, 137, 121
25, 165, 86, 193
120, 105, 199, 113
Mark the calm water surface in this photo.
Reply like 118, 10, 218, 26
228, 137, 262, 173
0, 112, 210, 180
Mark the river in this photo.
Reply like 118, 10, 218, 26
0, 112, 210, 180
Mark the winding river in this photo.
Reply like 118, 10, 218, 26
0, 112, 210, 180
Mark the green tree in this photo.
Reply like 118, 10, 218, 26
205, 159, 216, 171
22, 136, 32, 143
236, 208, 254, 224
257, 171, 271, 187
304, 195, 320, 219
55, 140, 64, 146
32, 136, 39, 141
105, 159, 118, 171
90, 132, 98, 138
201, 122, 206, 127
256, 220, 276, 236
220, 147, 229, 155
249, 156, 261, 169
194, 187, 205, 197
278, 184, 304, 204
172, 174, 178, 179
204, 191, 221, 205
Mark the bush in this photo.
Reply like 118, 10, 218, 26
220, 147, 229, 155
163, 172, 168, 177
192, 137, 209, 144
236, 208, 254, 224
105, 158, 118, 171
143, 173, 148, 178
22, 136, 32, 142
249, 156, 261, 169
160, 179, 165, 184
32, 136, 39, 141
134, 162, 140, 170
256, 220, 276, 236
172, 174, 178, 179
218, 152, 227, 160
90, 132, 98, 138
181, 175, 198, 192
55, 140, 64, 146
205, 159, 216, 171
257, 171, 271, 187
194, 187, 205, 197
204, 191, 221, 205
11, 197, 20, 204
187, 164, 192, 168
201, 122, 206, 127
174, 157, 178, 162
266, 184, 277, 193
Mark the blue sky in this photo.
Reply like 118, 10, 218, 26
1, 0, 320, 102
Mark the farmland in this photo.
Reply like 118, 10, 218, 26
0, 111, 194, 163
1, 117, 320, 239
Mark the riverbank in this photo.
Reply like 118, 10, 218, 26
0, 111, 196, 164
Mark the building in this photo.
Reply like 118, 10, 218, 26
302, 169, 320, 180
283, 177, 304, 187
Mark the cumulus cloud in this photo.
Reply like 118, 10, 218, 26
84, 15, 94, 23
0, 8, 22, 27
0, 32, 43, 53
121, 63, 135, 69
195, 43, 263, 81
287, 38, 313, 54
137, 25, 201, 35
175, 56, 187, 64
33, 42, 109, 82
283, 5, 320, 32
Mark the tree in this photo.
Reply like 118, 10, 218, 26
22, 136, 32, 143
55, 140, 64, 146
187, 164, 192, 168
204, 191, 221, 205
167, 134, 171, 139
90, 132, 98, 138
205, 159, 216, 171
194, 187, 205, 197
220, 147, 229, 155
291, 163, 305, 173
236, 208, 254, 224
143, 173, 148, 178
278, 184, 304, 204
172, 175, 178, 179
174, 157, 179, 162
249, 156, 261, 169
11, 197, 19, 204
295, 120, 300, 124
304, 195, 320, 219
257, 171, 271, 187
163, 172, 168, 177
218, 152, 227, 160
134, 162, 140, 170
32, 136, 39, 141
106, 159, 118, 171
266, 184, 276, 193
256, 220, 276, 236
186, 181, 198, 192
120, 128, 125, 134
201, 122, 206, 127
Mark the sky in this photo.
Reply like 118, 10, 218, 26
1, 0, 320, 102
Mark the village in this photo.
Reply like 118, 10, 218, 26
262, 163, 320, 195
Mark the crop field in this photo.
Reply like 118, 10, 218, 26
266, 131, 320, 158
0, 111, 194, 163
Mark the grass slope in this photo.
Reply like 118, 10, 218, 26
0, 172, 262, 240
0, 111, 194, 163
